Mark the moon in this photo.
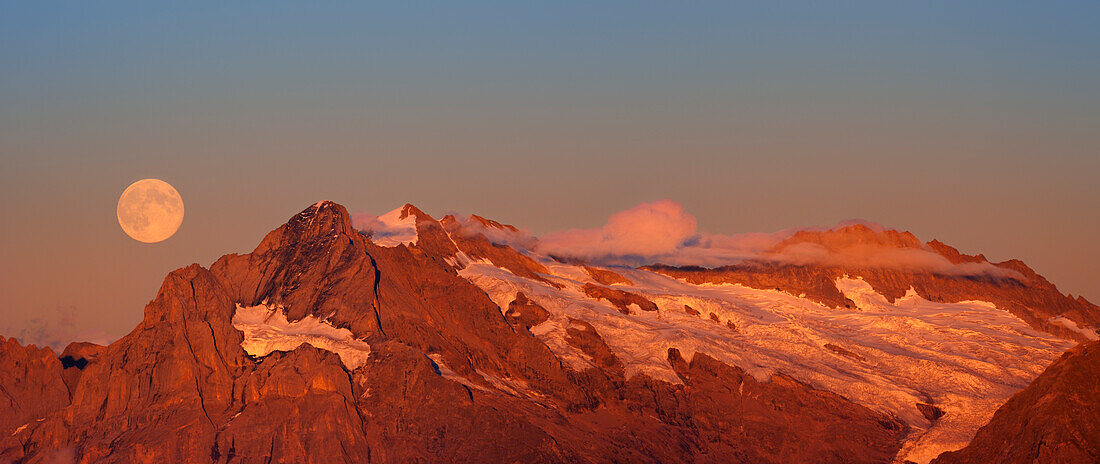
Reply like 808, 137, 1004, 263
117, 179, 185, 243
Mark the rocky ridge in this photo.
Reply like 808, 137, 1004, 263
0, 201, 1095, 463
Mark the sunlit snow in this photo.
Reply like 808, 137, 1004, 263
232, 304, 372, 370
1049, 315, 1099, 340
363, 206, 419, 247
427, 353, 540, 399
458, 259, 1074, 464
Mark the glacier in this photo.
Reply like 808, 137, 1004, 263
458, 257, 1073, 464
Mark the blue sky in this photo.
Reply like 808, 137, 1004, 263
2, 1, 1098, 346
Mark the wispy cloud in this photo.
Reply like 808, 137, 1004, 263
1, 305, 110, 351
768, 241, 1021, 278
529, 200, 1020, 278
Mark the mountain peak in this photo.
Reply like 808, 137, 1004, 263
398, 203, 432, 221
926, 239, 988, 264
288, 200, 354, 237
248, 201, 355, 256
469, 214, 520, 233
771, 223, 923, 253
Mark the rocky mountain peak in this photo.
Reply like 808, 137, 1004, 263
468, 214, 520, 233
926, 239, 989, 264
0, 336, 70, 441
294, 200, 354, 236
248, 200, 356, 256
772, 223, 924, 253
397, 203, 431, 221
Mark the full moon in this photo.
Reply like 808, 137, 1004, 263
117, 179, 185, 243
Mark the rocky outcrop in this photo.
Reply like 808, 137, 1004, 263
212, 345, 371, 464
564, 318, 624, 376
582, 283, 659, 314
504, 292, 550, 331
932, 339, 1100, 464
58, 341, 104, 399
0, 337, 69, 462
354, 341, 574, 463
583, 266, 632, 286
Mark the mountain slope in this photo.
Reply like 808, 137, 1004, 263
1, 201, 1094, 463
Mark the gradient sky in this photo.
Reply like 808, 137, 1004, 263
2, 2, 1098, 348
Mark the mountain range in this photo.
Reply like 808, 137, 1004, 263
1, 201, 1097, 464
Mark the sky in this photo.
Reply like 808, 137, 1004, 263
1, 2, 1098, 348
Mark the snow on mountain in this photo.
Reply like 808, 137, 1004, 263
1049, 316, 1099, 341
9, 201, 1091, 464
232, 303, 372, 370
356, 205, 419, 247
458, 256, 1073, 464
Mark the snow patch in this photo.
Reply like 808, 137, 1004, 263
476, 368, 534, 398
359, 206, 419, 247
427, 353, 482, 391
10, 424, 28, 437
427, 353, 539, 399
444, 251, 477, 269
1049, 316, 1099, 340
232, 304, 372, 370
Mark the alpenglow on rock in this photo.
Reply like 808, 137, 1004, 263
1, 200, 1097, 464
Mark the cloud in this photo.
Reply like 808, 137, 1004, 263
352, 213, 396, 233
534, 199, 793, 267
530, 200, 1020, 279
449, 214, 539, 250
348, 200, 1018, 279
536, 200, 700, 261
660, 231, 791, 267
767, 241, 1022, 278
351, 210, 419, 246
1, 305, 110, 352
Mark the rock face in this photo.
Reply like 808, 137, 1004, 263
0, 337, 69, 463
504, 292, 550, 330
583, 266, 633, 286
582, 282, 659, 314
664, 348, 907, 464
1, 201, 1094, 463
931, 339, 1100, 464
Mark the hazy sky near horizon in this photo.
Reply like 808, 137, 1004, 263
2, 2, 1098, 348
